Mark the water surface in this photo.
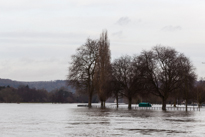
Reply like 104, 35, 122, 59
0, 103, 204, 137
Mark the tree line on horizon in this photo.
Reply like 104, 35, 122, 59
67, 30, 205, 111
0, 85, 98, 103
0, 79, 73, 92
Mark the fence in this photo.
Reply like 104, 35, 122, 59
90, 104, 200, 111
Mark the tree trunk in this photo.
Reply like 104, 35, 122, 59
128, 97, 132, 109
185, 88, 188, 112
116, 95, 119, 108
162, 98, 166, 111
103, 101, 105, 108
101, 101, 103, 108
185, 77, 188, 112
174, 99, 176, 107
88, 93, 92, 108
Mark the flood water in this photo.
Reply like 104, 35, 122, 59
0, 103, 205, 137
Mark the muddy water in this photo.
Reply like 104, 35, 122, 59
0, 103, 204, 137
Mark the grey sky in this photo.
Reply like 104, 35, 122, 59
0, 0, 205, 81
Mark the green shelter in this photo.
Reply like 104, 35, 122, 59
139, 102, 152, 107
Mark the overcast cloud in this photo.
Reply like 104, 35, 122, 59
0, 0, 205, 81
161, 26, 182, 31
116, 17, 130, 26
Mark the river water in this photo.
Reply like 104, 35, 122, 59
0, 103, 204, 137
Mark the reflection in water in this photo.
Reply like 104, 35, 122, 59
0, 103, 204, 137
116, 128, 189, 134
165, 119, 196, 122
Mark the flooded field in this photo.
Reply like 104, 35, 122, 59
0, 103, 205, 137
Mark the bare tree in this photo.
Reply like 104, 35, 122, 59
109, 75, 123, 108
178, 54, 196, 111
138, 46, 196, 110
112, 55, 144, 109
94, 30, 112, 108
67, 39, 99, 107
194, 79, 205, 107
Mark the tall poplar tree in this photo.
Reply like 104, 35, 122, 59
94, 30, 112, 108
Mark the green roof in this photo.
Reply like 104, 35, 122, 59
139, 102, 152, 107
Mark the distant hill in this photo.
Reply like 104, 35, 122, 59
0, 79, 75, 92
